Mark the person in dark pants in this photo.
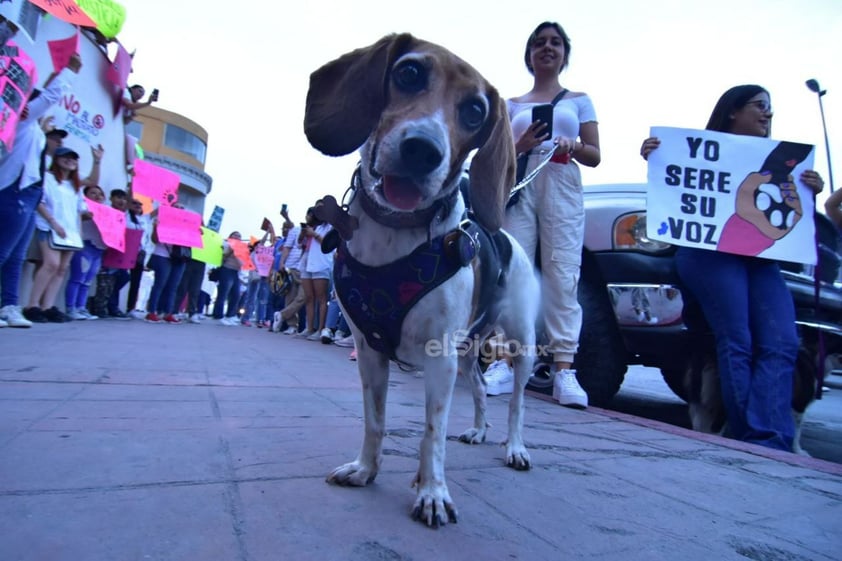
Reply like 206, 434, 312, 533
213, 231, 243, 325
175, 256, 206, 323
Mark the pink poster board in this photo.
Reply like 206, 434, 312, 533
102, 228, 142, 269
131, 159, 180, 205
155, 205, 203, 248
0, 41, 37, 157
85, 198, 126, 251
47, 32, 79, 72
253, 245, 274, 277
106, 42, 132, 90
229, 238, 255, 271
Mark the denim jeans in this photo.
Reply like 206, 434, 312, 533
675, 247, 797, 451
0, 181, 42, 307
65, 240, 104, 309
326, 296, 349, 333
147, 254, 187, 315
212, 267, 240, 319
243, 277, 269, 322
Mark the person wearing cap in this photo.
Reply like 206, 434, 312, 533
0, 53, 82, 329
24, 146, 88, 324
40, 118, 104, 188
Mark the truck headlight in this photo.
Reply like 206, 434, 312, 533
613, 213, 672, 252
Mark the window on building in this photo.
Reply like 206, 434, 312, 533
126, 120, 143, 140
164, 124, 207, 163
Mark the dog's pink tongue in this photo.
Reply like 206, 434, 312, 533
383, 176, 423, 211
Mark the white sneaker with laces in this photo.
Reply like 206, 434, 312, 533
189, 314, 202, 324
67, 308, 87, 320
483, 359, 515, 396
553, 369, 588, 409
320, 328, 334, 344
306, 330, 322, 341
0, 305, 33, 328
79, 309, 99, 320
129, 310, 147, 320
334, 334, 355, 348
282, 326, 298, 335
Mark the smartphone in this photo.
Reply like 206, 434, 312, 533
280, 203, 288, 215
151, 88, 159, 101
532, 103, 554, 138
260, 217, 271, 231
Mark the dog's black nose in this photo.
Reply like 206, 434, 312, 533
400, 132, 443, 175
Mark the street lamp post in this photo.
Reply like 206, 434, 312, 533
806, 78, 835, 193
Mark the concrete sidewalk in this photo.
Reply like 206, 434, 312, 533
1, 318, 840, 561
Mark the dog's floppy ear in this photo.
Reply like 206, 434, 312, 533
468, 87, 516, 232
304, 33, 416, 156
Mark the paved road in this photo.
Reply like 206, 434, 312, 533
610, 365, 842, 464
1, 319, 840, 561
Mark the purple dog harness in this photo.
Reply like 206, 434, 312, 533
333, 221, 512, 363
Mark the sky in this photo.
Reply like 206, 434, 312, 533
115, 0, 842, 237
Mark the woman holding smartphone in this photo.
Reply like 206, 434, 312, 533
486, 21, 601, 408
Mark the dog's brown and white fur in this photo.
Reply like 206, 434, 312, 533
304, 34, 538, 527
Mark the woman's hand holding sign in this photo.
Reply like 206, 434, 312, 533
733, 171, 802, 241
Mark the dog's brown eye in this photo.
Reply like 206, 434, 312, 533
393, 60, 426, 93
459, 99, 486, 130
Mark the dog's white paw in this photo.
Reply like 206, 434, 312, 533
504, 442, 532, 471
411, 480, 458, 527
458, 426, 487, 444
326, 461, 378, 486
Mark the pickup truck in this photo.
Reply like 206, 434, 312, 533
526, 183, 842, 406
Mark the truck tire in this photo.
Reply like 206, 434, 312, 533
660, 367, 689, 402
527, 264, 628, 405
573, 274, 628, 406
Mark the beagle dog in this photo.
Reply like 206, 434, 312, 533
304, 34, 538, 527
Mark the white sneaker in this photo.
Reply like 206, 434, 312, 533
295, 329, 316, 338
334, 329, 349, 341
484, 359, 514, 396
334, 334, 355, 348
553, 369, 588, 409
306, 330, 322, 341
129, 309, 147, 320
67, 309, 87, 321
0, 305, 33, 328
282, 326, 298, 335
320, 328, 334, 344
79, 309, 99, 320
189, 314, 202, 324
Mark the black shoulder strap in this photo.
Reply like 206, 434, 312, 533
551, 88, 568, 107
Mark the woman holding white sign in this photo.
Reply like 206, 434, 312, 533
640, 84, 825, 452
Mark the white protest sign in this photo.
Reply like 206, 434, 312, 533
646, 126, 817, 265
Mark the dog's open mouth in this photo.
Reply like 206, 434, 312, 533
382, 175, 424, 211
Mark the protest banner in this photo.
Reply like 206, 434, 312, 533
192, 227, 223, 266
253, 245, 274, 277
131, 159, 180, 205
0, 40, 37, 157
102, 228, 142, 269
228, 238, 255, 271
155, 205, 203, 248
85, 197, 126, 251
46, 31, 78, 72
646, 126, 816, 264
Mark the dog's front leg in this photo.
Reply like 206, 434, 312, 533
458, 355, 489, 444
411, 355, 459, 527
327, 347, 390, 486
504, 352, 532, 470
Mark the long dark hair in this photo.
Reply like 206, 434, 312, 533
705, 84, 770, 136
524, 21, 571, 74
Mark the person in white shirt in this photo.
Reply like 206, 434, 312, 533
297, 204, 334, 341
25, 147, 88, 323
